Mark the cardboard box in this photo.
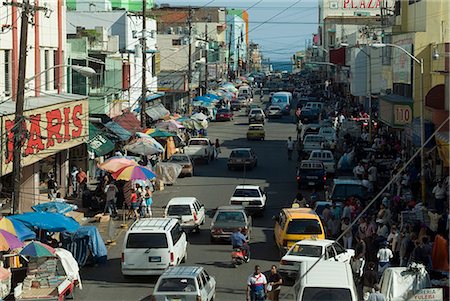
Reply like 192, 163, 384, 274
94, 213, 111, 223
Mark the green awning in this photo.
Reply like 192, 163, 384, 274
88, 123, 116, 156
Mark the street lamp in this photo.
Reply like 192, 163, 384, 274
12, 64, 96, 214
371, 42, 426, 204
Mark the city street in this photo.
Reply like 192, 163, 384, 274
76, 99, 299, 301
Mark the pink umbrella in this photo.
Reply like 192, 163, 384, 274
98, 157, 137, 173
112, 165, 156, 181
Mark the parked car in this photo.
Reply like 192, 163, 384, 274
266, 105, 282, 118
167, 154, 194, 177
298, 124, 321, 142
279, 239, 355, 281
229, 185, 266, 215
299, 108, 320, 124
246, 124, 265, 141
273, 208, 325, 255
301, 134, 327, 154
227, 148, 257, 170
184, 138, 215, 163
215, 108, 234, 121
248, 108, 265, 124
210, 205, 251, 243
308, 150, 335, 174
294, 261, 358, 301
164, 197, 206, 233
151, 266, 216, 301
121, 218, 188, 276
330, 178, 370, 203
296, 160, 326, 189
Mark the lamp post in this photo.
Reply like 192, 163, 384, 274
12, 64, 96, 213
372, 43, 426, 204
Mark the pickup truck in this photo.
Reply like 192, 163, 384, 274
183, 138, 215, 163
296, 160, 326, 189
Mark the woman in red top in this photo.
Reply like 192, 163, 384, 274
129, 188, 139, 220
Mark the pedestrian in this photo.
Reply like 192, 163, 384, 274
103, 180, 118, 217
286, 137, 295, 160
399, 230, 413, 267
47, 174, 57, 200
215, 138, 221, 157
322, 204, 332, 224
377, 241, 393, 278
367, 284, 386, 301
129, 188, 139, 220
76, 168, 87, 197
139, 190, 147, 218
71, 167, 79, 197
144, 186, 153, 217
353, 162, 365, 180
331, 201, 342, 220
362, 262, 378, 298
267, 265, 282, 301
432, 180, 446, 211
292, 192, 307, 208
342, 202, 352, 221
341, 217, 353, 249
246, 265, 267, 301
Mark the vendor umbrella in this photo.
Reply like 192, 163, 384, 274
20, 241, 55, 257
112, 165, 156, 181
0, 217, 16, 235
32, 202, 74, 214
124, 137, 164, 156
0, 229, 23, 251
98, 157, 137, 173
9, 212, 80, 233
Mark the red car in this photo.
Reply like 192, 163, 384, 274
215, 108, 234, 121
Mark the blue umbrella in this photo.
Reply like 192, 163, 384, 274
32, 202, 74, 214
9, 212, 80, 233
6, 218, 36, 241
204, 93, 220, 100
193, 96, 212, 102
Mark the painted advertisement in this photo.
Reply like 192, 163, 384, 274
0, 99, 89, 176
392, 36, 413, 84
325, 0, 395, 15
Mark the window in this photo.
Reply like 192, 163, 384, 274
126, 233, 168, 248
286, 219, 322, 235
200, 272, 208, 287
44, 50, 50, 90
172, 39, 181, 46
302, 288, 353, 301
215, 212, 245, 222
53, 50, 58, 90
203, 270, 211, 281
325, 246, 335, 259
167, 205, 191, 216
156, 278, 196, 292
170, 223, 183, 245
288, 245, 322, 257
333, 243, 346, 255
197, 275, 204, 289
4, 50, 11, 96
233, 189, 260, 198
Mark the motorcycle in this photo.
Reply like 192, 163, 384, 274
231, 245, 249, 268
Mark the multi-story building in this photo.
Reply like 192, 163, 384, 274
226, 12, 247, 79
67, 0, 154, 12
0, 0, 89, 212
249, 42, 262, 72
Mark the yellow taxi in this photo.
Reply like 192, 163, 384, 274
273, 207, 325, 256
246, 124, 265, 141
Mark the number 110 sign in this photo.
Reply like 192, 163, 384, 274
394, 104, 412, 125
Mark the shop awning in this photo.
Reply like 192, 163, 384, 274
105, 121, 131, 141
146, 92, 165, 102
425, 84, 445, 110
146, 103, 170, 121
435, 132, 449, 167
112, 111, 142, 134
88, 123, 115, 156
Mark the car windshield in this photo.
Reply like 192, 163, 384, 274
169, 156, 189, 163
288, 244, 322, 257
157, 278, 197, 292
286, 219, 322, 235
167, 205, 191, 216
250, 109, 262, 114
230, 150, 251, 158
215, 211, 245, 222
189, 140, 208, 146
126, 233, 168, 248
273, 95, 288, 103
233, 189, 260, 197
332, 184, 365, 199
302, 288, 352, 301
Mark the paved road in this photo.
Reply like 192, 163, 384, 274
77, 99, 302, 301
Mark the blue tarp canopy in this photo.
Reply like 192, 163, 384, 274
204, 93, 220, 100
9, 212, 80, 233
193, 96, 213, 102
6, 218, 36, 241
61, 226, 107, 266
32, 202, 74, 214
105, 121, 132, 141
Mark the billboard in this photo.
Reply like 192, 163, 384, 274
392, 36, 413, 84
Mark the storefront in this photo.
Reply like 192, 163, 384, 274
0, 94, 89, 212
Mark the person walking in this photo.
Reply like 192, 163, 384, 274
47, 174, 57, 200
377, 241, 393, 278
144, 186, 153, 217
215, 138, 221, 159
362, 262, 378, 298
129, 188, 139, 220
432, 180, 446, 211
367, 284, 386, 301
341, 217, 353, 249
76, 168, 87, 197
103, 180, 118, 218
246, 265, 267, 301
267, 265, 282, 301
286, 137, 295, 160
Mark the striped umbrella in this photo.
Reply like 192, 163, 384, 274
0, 229, 23, 251
112, 165, 156, 181
20, 241, 55, 257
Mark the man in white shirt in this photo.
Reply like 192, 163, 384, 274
353, 162, 365, 180
286, 137, 295, 160
432, 181, 447, 211
377, 242, 393, 277
246, 265, 267, 301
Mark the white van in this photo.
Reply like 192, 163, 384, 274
121, 218, 188, 276
239, 85, 252, 99
165, 197, 206, 233
302, 134, 326, 154
271, 92, 292, 114
294, 261, 358, 301
309, 150, 335, 174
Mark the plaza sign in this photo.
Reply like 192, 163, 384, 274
326, 0, 394, 12
0, 99, 89, 176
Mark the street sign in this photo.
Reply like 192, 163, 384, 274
393, 104, 413, 125
409, 288, 443, 301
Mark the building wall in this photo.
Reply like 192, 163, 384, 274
226, 14, 246, 71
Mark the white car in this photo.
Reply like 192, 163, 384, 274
230, 185, 266, 216
318, 126, 337, 143
266, 105, 282, 118
152, 266, 216, 301
165, 197, 206, 233
309, 150, 336, 174
279, 239, 354, 280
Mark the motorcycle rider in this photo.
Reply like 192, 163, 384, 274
231, 227, 250, 262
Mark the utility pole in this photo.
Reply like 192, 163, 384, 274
367, 46, 373, 142
140, 0, 147, 128
187, 7, 193, 112
204, 22, 208, 94
227, 24, 232, 81
7, 0, 48, 214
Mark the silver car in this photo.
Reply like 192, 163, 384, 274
152, 266, 216, 301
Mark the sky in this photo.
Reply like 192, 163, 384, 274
154, 0, 319, 61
